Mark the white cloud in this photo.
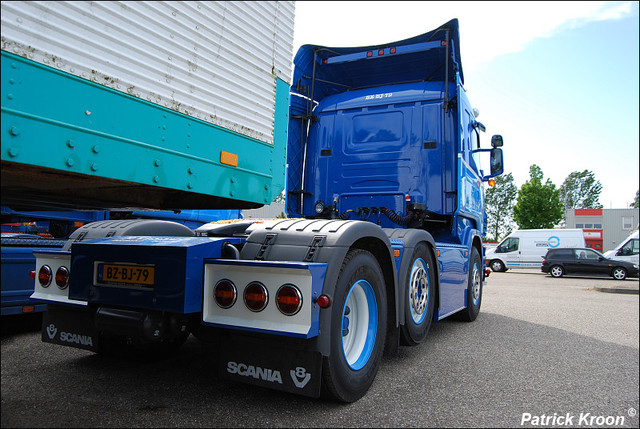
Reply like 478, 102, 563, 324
293, 1, 636, 71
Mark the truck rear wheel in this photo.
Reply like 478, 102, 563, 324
454, 247, 482, 322
321, 249, 387, 403
401, 243, 435, 346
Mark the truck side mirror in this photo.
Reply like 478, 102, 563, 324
491, 135, 503, 148
488, 148, 503, 177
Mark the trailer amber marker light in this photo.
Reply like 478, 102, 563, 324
276, 284, 302, 316
214, 279, 237, 309
244, 282, 268, 312
220, 151, 238, 167
38, 265, 52, 287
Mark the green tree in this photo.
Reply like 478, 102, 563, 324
632, 190, 639, 209
485, 172, 517, 241
513, 165, 564, 229
559, 170, 603, 209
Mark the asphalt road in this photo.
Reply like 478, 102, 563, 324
2, 270, 638, 428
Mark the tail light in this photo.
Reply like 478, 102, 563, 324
38, 265, 52, 287
276, 284, 302, 316
542, 259, 546, 265
55, 266, 70, 289
244, 282, 268, 312
214, 279, 237, 309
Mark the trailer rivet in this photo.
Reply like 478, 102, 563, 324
66, 139, 75, 148
9, 126, 20, 136
7, 93, 14, 100
92, 145, 100, 153
8, 148, 18, 157
66, 158, 74, 167
188, 168, 194, 175
153, 176, 159, 183
187, 182, 193, 189
154, 159, 161, 167
91, 163, 99, 172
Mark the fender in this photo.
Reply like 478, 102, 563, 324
240, 219, 396, 356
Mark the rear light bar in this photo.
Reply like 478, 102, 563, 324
212, 280, 328, 315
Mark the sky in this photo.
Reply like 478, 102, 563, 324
291, 1, 639, 209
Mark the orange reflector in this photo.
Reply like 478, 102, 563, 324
220, 151, 238, 167
22, 306, 35, 313
394, 249, 400, 257
488, 179, 496, 187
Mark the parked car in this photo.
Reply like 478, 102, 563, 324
541, 248, 639, 280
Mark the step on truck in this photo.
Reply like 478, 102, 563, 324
1, 2, 504, 402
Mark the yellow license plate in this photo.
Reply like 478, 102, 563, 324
98, 263, 155, 286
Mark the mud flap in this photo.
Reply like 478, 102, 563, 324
42, 305, 99, 352
218, 337, 322, 398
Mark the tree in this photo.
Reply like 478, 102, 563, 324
632, 190, 639, 209
559, 170, 603, 209
513, 165, 564, 229
485, 172, 517, 241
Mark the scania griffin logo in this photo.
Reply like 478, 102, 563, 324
46, 323, 94, 346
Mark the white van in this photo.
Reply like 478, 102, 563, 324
604, 230, 639, 265
485, 229, 586, 272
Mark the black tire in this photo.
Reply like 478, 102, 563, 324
321, 249, 387, 403
454, 247, 482, 322
611, 267, 627, 280
550, 265, 564, 278
490, 259, 506, 272
400, 243, 436, 346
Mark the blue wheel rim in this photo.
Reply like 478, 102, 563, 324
341, 279, 377, 370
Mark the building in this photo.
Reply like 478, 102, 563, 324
565, 208, 639, 253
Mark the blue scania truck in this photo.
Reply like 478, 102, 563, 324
2, 1, 503, 402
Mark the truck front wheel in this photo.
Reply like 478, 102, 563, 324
322, 249, 387, 403
401, 243, 435, 346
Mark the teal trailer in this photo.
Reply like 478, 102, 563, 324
1, 1, 294, 210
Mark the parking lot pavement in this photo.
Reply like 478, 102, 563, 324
1, 269, 638, 428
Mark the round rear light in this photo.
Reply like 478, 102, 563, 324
276, 284, 302, 316
244, 282, 268, 312
214, 279, 237, 309
38, 265, 52, 287
55, 266, 70, 289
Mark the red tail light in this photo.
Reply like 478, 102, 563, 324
38, 265, 52, 287
55, 266, 70, 289
244, 282, 268, 312
214, 279, 237, 309
276, 284, 302, 316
